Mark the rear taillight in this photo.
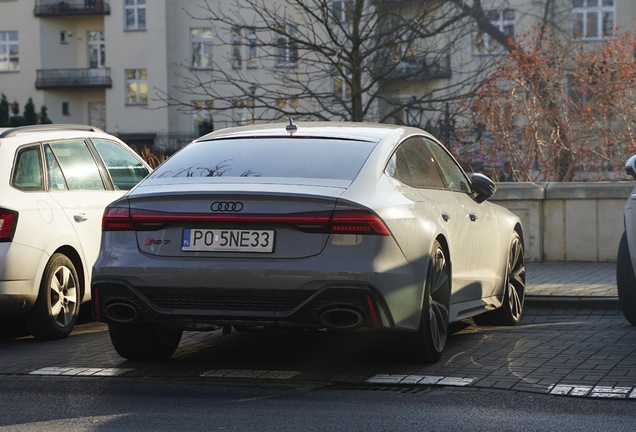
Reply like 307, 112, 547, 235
101, 207, 390, 236
0, 209, 17, 241
102, 207, 134, 231
330, 210, 391, 236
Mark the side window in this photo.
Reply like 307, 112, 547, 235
13, 146, 43, 191
47, 140, 105, 191
386, 138, 445, 189
422, 138, 470, 193
386, 145, 413, 186
92, 139, 149, 190
45, 146, 68, 190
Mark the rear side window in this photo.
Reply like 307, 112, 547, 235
13, 146, 43, 191
46, 140, 105, 191
148, 138, 376, 181
386, 137, 445, 189
93, 139, 149, 190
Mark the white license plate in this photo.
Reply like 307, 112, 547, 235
182, 228, 275, 253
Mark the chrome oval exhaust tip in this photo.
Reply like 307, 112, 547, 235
319, 308, 364, 329
104, 302, 138, 323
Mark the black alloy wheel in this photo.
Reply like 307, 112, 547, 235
617, 231, 636, 325
474, 232, 526, 326
408, 240, 451, 363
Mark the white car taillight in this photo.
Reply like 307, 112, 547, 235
0, 208, 17, 241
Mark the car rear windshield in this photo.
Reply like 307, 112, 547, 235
148, 137, 377, 181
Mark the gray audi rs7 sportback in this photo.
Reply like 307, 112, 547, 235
91, 121, 526, 363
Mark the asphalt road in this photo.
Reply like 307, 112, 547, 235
1, 375, 635, 431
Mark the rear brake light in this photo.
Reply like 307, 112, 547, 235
330, 210, 391, 236
0, 209, 17, 241
102, 207, 134, 231
101, 207, 390, 236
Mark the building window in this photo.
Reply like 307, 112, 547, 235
193, 100, 214, 136
277, 98, 298, 119
331, 0, 353, 24
191, 28, 214, 70
473, 9, 515, 55
275, 25, 298, 67
231, 27, 242, 69
125, 0, 146, 31
0, 31, 18, 72
391, 27, 416, 62
247, 28, 257, 68
333, 75, 351, 101
62, 102, 70, 116
233, 100, 252, 126
88, 31, 105, 68
125, 69, 148, 105
572, 0, 615, 40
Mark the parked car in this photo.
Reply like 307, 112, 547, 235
0, 124, 151, 339
617, 155, 636, 324
91, 121, 526, 362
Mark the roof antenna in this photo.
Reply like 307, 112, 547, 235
285, 117, 297, 133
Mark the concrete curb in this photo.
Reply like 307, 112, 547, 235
525, 295, 621, 309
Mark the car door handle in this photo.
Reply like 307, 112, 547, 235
441, 212, 451, 222
469, 212, 478, 222
74, 213, 89, 222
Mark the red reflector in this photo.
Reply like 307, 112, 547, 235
92, 287, 101, 320
0, 209, 17, 240
365, 293, 380, 325
330, 210, 391, 236
102, 207, 134, 231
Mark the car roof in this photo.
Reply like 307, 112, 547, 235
195, 121, 434, 144
0, 124, 123, 148
0, 124, 106, 138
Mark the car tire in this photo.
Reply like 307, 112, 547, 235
617, 231, 636, 325
108, 322, 183, 360
401, 241, 451, 363
26, 253, 80, 340
474, 232, 526, 326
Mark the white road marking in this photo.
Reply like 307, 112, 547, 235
200, 369, 300, 379
29, 367, 134, 377
365, 374, 475, 386
549, 384, 636, 399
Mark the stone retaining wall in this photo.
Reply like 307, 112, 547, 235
491, 182, 634, 262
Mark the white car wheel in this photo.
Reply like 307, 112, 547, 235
27, 253, 80, 340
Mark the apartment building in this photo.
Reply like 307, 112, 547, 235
0, 0, 634, 153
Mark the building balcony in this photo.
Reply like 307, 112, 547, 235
35, 68, 112, 90
34, 0, 110, 17
376, 53, 451, 81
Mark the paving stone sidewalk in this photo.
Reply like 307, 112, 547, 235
526, 261, 617, 298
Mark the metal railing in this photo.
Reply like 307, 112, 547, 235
35, 68, 112, 89
34, 0, 110, 16
375, 52, 451, 81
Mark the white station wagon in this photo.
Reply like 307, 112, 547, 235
0, 124, 150, 339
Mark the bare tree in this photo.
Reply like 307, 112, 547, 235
154, 0, 500, 131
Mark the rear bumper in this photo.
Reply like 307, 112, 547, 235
0, 282, 37, 313
92, 279, 394, 331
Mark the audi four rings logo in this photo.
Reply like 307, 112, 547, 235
210, 201, 244, 212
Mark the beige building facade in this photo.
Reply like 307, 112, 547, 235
0, 0, 635, 152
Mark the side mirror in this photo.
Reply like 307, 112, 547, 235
626, 155, 636, 180
469, 173, 496, 203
